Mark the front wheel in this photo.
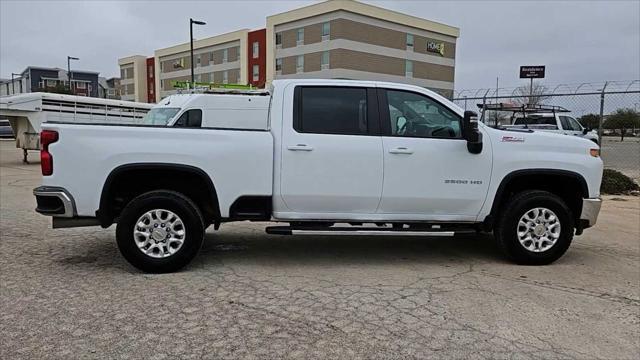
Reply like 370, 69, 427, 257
495, 190, 574, 265
116, 190, 204, 273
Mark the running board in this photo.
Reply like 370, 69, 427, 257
265, 226, 468, 237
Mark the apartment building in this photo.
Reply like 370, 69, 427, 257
266, 1, 459, 98
116, 1, 459, 102
154, 29, 249, 100
1, 66, 100, 97
118, 55, 148, 102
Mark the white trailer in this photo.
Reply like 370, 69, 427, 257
0, 93, 152, 162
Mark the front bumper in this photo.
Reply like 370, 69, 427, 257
580, 197, 602, 228
33, 186, 76, 217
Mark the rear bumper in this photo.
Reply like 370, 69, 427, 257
580, 198, 602, 228
33, 186, 76, 217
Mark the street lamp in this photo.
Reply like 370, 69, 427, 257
190, 18, 206, 89
67, 56, 79, 92
11, 73, 21, 94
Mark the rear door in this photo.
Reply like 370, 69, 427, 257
278, 85, 383, 215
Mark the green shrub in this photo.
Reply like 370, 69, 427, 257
600, 169, 639, 194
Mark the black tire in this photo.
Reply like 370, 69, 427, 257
116, 190, 204, 273
495, 190, 574, 265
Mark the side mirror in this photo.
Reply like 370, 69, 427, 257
463, 111, 482, 154
582, 127, 590, 135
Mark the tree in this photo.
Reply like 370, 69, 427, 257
513, 82, 550, 106
578, 113, 601, 130
604, 108, 640, 141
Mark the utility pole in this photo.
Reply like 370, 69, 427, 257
67, 56, 79, 93
190, 18, 206, 89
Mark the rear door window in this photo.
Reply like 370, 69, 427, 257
294, 87, 368, 135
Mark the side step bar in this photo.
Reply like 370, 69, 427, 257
265, 226, 475, 237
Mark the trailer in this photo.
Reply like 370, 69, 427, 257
0, 93, 152, 162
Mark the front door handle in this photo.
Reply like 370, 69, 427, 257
287, 144, 314, 151
389, 147, 414, 155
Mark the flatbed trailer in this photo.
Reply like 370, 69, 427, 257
0, 93, 152, 162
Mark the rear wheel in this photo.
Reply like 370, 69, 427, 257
116, 190, 204, 273
495, 190, 574, 265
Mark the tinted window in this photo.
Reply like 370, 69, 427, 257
385, 90, 461, 138
296, 87, 368, 135
513, 116, 557, 127
173, 109, 202, 128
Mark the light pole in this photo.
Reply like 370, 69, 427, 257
190, 18, 206, 89
11, 72, 21, 94
67, 56, 79, 92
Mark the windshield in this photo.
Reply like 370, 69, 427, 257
139, 107, 181, 125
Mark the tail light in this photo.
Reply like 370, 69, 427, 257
40, 130, 58, 176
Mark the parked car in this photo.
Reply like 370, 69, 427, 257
33, 79, 603, 273
0, 119, 14, 138
480, 104, 600, 144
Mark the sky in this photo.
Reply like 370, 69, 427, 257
1, 0, 639, 92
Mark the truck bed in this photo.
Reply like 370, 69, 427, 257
41, 122, 274, 218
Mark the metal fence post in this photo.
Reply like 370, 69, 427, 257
598, 82, 608, 150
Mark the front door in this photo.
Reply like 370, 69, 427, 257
377, 88, 492, 220
279, 86, 383, 216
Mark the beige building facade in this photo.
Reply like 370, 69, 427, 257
118, 55, 148, 102
266, 0, 459, 97
154, 29, 248, 101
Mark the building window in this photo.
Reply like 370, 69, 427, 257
46, 79, 56, 87
76, 81, 86, 89
275, 58, 283, 74
321, 51, 329, 70
252, 65, 259, 81
253, 41, 259, 59
209, 52, 214, 62
223, 70, 228, 84
406, 33, 414, 50
275, 32, 282, 48
149, 83, 154, 94
120, 69, 125, 79
405, 60, 413, 77
322, 22, 330, 40
296, 28, 304, 46
222, 49, 228, 63
160, 79, 164, 90
196, 55, 201, 67
296, 55, 304, 73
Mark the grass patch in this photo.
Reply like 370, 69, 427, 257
601, 169, 640, 194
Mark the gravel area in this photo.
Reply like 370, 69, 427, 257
1, 140, 639, 359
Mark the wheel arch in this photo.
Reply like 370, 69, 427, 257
485, 169, 588, 229
97, 163, 220, 228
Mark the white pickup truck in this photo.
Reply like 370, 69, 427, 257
34, 79, 603, 273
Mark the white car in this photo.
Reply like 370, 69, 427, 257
511, 113, 599, 144
33, 79, 603, 273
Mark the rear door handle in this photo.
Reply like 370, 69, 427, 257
389, 147, 414, 155
287, 144, 314, 151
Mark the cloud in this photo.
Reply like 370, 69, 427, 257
1, 0, 638, 90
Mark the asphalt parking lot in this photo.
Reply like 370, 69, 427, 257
1, 140, 639, 359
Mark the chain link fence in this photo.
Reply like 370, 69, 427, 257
452, 81, 640, 182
